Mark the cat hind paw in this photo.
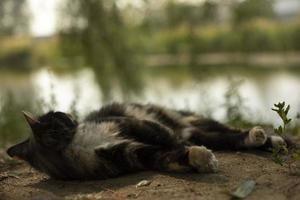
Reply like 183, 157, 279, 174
245, 126, 267, 147
270, 136, 287, 149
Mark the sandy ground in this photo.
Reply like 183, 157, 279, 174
1, 149, 300, 200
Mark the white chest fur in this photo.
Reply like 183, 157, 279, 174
64, 122, 121, 172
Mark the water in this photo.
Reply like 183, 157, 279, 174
1, 65, 300, 127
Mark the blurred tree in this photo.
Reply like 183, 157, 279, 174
59, 0, 142, 101
0, 0, 30, 36
164, 1, 217, 65
201, 0, 218, 23
166, 1, 200, 27
165, 0, 217, 27
233, 0, 274, 25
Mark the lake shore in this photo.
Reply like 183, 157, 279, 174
145, 52, 300, 67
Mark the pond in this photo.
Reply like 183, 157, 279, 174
0, 66, 300, 147
1, 65, 300, 145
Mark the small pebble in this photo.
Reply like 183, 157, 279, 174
136, 180, 152, 188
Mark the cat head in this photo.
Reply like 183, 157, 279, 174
6, 111, 78, 177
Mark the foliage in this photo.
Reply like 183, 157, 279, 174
0, 86, 79, 148
271, 102, 291, 165
272, 102, 292, 135
2, 0, 300, 70
0, 0, 30, 36
59, 0, 143, 100
233, 0, 275, 25
144, 19, 300, 54
0, 91, 42, 147
223, 79, 252, 128
165, 0, 218, 28
271, 102, 299, 169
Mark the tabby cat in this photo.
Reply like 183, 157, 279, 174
7, 103, 290, 180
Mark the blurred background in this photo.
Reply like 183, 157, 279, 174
1, 0, 300, 147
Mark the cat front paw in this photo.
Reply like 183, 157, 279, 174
188, 146, 218, 173
245, 126, 267, 147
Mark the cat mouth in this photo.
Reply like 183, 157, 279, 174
6, 139, 29, 159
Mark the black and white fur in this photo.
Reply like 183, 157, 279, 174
7, 103, 291, 180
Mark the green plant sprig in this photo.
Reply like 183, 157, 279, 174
272, 102, 292, 135
271, 102, 291, 165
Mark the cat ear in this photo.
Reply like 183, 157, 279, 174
6, 140, 29, 160
22, 111, 40, 128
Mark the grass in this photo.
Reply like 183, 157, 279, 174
0, 82, 80, 148
0, 91, 38, 147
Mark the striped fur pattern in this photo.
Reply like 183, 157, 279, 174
6, 103, 291, 180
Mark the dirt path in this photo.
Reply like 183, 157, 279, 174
1, 150, 300, 200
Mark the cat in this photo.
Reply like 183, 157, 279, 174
6, 102, 291, 180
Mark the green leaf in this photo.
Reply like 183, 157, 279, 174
271, 101, 295, 166
274, 126, 283, 134
285, 105, 290, 115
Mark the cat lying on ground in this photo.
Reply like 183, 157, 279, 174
7, 103, 292, 180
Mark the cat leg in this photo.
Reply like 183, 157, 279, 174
138, 145, 218, 173
258, 135, 295, 151
94, 117, 183, 148
239, 126, 291, 150
95, 140, 218, 173
87, 117, 181, 148
183, 119, 290, 150
182, 119, 264, 150
95, 117, 290, 152
181, 118, 252, 150
182, 126, 249, 150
